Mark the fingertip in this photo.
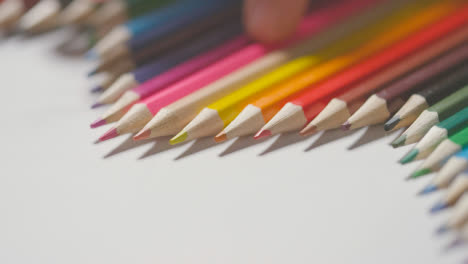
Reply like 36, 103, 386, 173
244, 0, 308, 44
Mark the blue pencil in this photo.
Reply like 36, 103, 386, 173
90, 0, 240, 59
420, 147, 468, 195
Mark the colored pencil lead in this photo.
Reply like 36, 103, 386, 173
408, 168, 432, 180
99, 127, 119, 142
384, 115, 401, 131
90, 118, 106, 129
391, 135, 406, 148
170, 131, 188, 145
341, 121, 351, 131
254, 129, 272, 140
418, 184, 438, 196
400, 149, 419, 164
90, 86, 103, 93
91, 103, 103, 109
430, 200, 449, 214
299, 125, 317, 137
133, 129, 151, 141
436, 224, 450, 235
87, 69, 98, 77
214, 132, 228, 143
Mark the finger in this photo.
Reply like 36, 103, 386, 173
244, 0, 309, 43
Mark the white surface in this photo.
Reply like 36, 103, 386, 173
0, 29, 466, 264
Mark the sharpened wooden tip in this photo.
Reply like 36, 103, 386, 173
133, 129, 151, 141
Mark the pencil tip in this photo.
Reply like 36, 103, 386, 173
400, 149, 418, 164
214, 132, 227, 143
90, 86, 103, 93
254, 129, 272, 140
133, 129, 151, 141
91, 102, 103, 109
87, 68, 98, 77
99, 127, 119, 142
341, 121, 351, 131
436, 224, 450, 235
391, 135, 406, 148
430, 201, 448, 214
299, 125, 316, 136
170, 131, 188, 145
384, 115, 400, 131
418, 184, 438, 195
90, 118, 107, 129
85, 49, 97, 60
407, 168, 432, 180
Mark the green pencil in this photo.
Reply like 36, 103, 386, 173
400, 106, 468, 163
408, 126, 468, 179
391, 84, 468, 147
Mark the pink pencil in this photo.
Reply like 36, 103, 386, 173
92, 0, 379, 129
99, 43, 265, 141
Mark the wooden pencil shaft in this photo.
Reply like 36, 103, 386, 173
438, 107, 468, 134
450, 126, 468, 146
131, 22, 245, 83
132, 18, 243, 67
417, 61, 468, 105
377, 44, 468, 100
338, 26, 468, 103
430, 84, 468, 120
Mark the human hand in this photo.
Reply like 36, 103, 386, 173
244, 0, 309, 43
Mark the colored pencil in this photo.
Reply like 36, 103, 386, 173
92, 4, 242, 72
93, 0, 380, 130
385, 62, 468, 132
59, 0, 100, 25
400, 106, 468, 164
90, 0, 237, 60
94, 1, 376, 118
391, 85, 468, 147
172, 0, 449, 144
420, 148, 468, 195
98, 42, 263, 141
343, 44, 468, 131
409, 126, 468, 179
437, 193, 468, 234
19, 0, 72, 33
0, 0, 39, 29
134, 0, 386, 141
300, 26, 468, 135
430, 171, 468, 213
92, 32, 249, 126
249, 2, 467, 139
91, 21, 246, 105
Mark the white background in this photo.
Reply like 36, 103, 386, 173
0, 29, 466, 264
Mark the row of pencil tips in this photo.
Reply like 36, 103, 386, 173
2, 0, 468, 254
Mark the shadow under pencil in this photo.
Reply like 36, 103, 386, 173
139, 137, 185, 160
174, 137, 228, 161
347, 125, 401, 150
219, 136, 271, 157
103, 135, 154, 159
259, 132, 313, 156
305, 128, 359, 152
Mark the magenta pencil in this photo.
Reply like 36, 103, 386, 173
92, 0, 380, 128
98, 43, 265, 141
